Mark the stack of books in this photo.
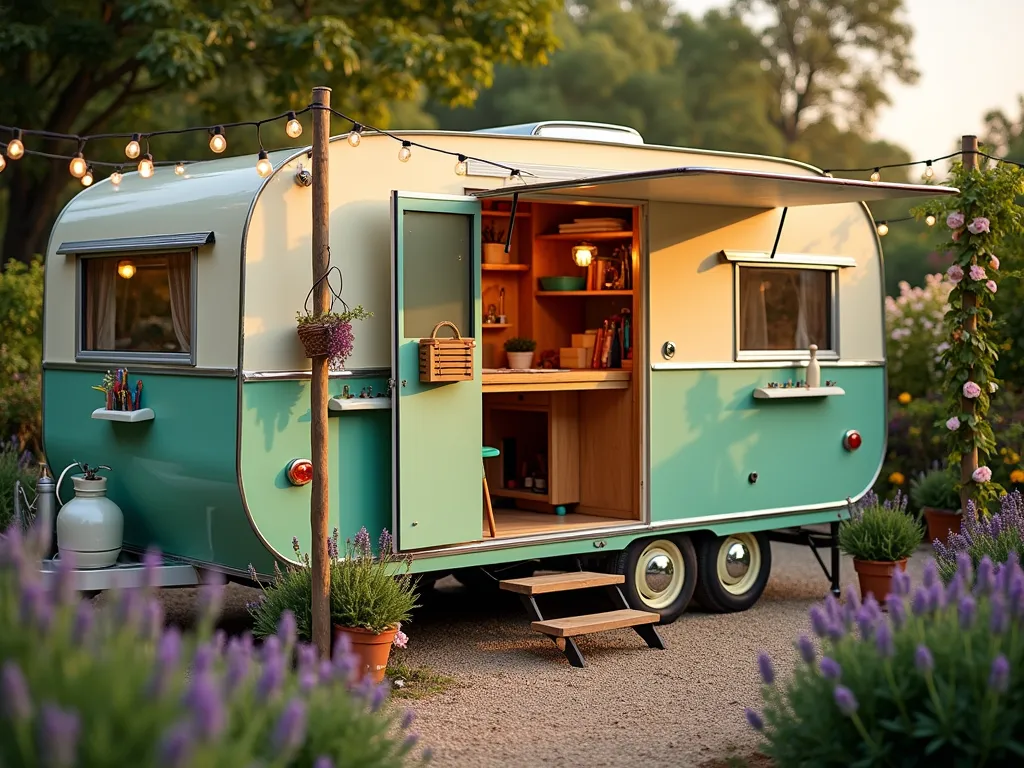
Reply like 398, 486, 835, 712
558, 217, 627, 234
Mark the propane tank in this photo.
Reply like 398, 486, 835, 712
34, 464, 57, 557
55, 462, 124, 569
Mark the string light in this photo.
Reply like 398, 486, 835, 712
69, 147, 87, 179
174, 162, 186, 176
138, 153, 154, 178
454, 154, 468, 176
7, 130, 24, 160
110, 167, 123, 187
0, 155, 5, 173
209, 126, 227, 154
398, 141, 412, 162
285, 112, 303, 139
870, 168, 881, 183
117, 260, 136, 279
81, 165, 94, 186
347, 124, 362, 147
876, 221, 889, 236
923, 161, 934, 180
256, 150, 273, 177
926, 214, 936, 226
125, 134, 141, 159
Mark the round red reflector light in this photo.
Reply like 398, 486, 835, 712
843, 430, 862, 451
286, 458, 314, 486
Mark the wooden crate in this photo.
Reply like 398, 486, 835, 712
419, 321, 475, 383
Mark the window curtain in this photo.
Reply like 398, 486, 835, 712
86, 259, 117, 349
166, 254, 192, 353
741, 275, 768, 349
794, 271, 827, 349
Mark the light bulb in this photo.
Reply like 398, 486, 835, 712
117, 260, 136, 279
926, 214, 936, 227
572, 243, 595, 267
923, 163, 934, 181
174, 162, 185, 176
125, 134, 141, 159
824, 171, 833, 178
347, 124, 362, 147
81, 165, 94, 186
0, 155, 6, 173
455, 155, 468, 176
110, 169, 123, 187
209, 127, 227, 153
256, 149, 273, 177
285, 112, 303, 139
69, 152, 87, 179
876, 222, 889, 237
398, 142, 412, 162
7, 131, 24, 160
870, 168, 881, 183
138, 153, 154, 178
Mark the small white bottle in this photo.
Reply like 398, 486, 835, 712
806, 344, 821, 389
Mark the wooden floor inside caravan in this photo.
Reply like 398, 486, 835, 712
486, 509, 628, 539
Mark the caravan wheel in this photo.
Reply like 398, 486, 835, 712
610, 535, 697, 625
692, 532, 772, 613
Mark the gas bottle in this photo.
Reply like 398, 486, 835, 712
55, 462, 124, 569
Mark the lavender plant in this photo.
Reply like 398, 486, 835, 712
934, 491, 1024, 583
0, 527, 430, 767
837, 491, 923, 563
746, 554, 1024, 765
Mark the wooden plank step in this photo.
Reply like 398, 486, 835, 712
531, 609, 659, 638
499, 570, 624, 595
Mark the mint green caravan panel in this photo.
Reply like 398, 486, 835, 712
649, 366, 885, 521
42, 370, 273, 574
391, 193, 482, 551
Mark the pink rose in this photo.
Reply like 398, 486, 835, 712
987, 280, 998, 293
968, 217, 991, 234
970, 265, 986, 281
946, 416, 961, 431
963, 381, 982, 399
990, 255, 1000, 270
947, 212, 965, 229
947, 264, 964, 283
972, 466, 993, 484
951, 230, 961, 242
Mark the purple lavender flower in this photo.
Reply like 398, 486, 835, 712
820, 656, 842, 680
891, 567, 912, 597
855, 603, 879, 640
2, 661, 32, 721
809, 605, 829, 638
328, 528, 340, 561
54, 549, 77, 605
756, 651, 775, 685
157, 721, 195, 768
875, 619, 894, 658
956, 552, 974, 584
297, 643, 319, 676
911, 586, 931, 616
833, 685, 859, 717
257, 653, 286, 699
379, 528, 394, 556
977, 557, 996, 596
403, 732, 420, 750
277, 610, 297, 648
928, 582, 945, 612
989, 654, 1011, 694
272, 697, 308, 754
197, 574, 225, 623
354, 527, 372, 557
225, 642, 251, 694
143, 547, 163, 589
292, 536, 301, 555
37, 704, 81, 768
885, 594, 906, 627
991, 596, 1009, 634
314, 758, 334, 768
841, 586, 861, 628
143, 598, 164, 642
401, 709, 416, 730
915, 644, 934, 674
72, 599, 94, 644
796, 634, 816, 664
1010, 574, 1024, 616
423, 747, 434, 762
247, 563, 259, 582
959, 595, 976, 629
370, 682, 388, 712
193, 643, 216, 676
183, 672, 225, 740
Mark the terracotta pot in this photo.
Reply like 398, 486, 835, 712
853, 558, 907, 602
922, 507, 961, 547
483, 242, 510, 264
334, 625, 397, 683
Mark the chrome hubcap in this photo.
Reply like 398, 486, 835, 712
644, 554, 674, 594
634, 540, 685, 610
724, 541, 751, 580
716, 534, 761, 596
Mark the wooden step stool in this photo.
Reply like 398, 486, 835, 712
499, 571, 666, 667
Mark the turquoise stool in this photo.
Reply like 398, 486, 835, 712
482, 446, 500, 538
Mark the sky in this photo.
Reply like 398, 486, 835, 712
674, 0, 1024, 165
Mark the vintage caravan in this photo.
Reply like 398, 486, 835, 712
24, 119, 955, 660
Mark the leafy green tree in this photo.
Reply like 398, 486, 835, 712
0, 0, 560, 267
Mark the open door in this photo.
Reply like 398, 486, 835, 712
391, 192, 482, 551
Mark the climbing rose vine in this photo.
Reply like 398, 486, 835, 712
914, 160, 1024, 512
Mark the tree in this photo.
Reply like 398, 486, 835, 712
0, 0, 560, 266
731, 0, 918, 146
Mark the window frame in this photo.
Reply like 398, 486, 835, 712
732, 261, 840, 362
75, 248, 199, 366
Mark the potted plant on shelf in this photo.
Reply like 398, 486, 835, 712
838, 490, 923, 601
482, 222, 509, 265
504, 337, 537, 370
909, 466, 961, 546
295, 267, 372, 371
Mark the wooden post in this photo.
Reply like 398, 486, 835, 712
310, 86, 332, 658
960, 134, 979, 515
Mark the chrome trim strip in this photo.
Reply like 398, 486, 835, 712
57, 231, 215, 254
43, 361, 236, 377
242, 368, 390, 381
721, 249, 856, 268
650, 359, 884, 371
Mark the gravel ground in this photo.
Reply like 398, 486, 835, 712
147, 541, 932, 768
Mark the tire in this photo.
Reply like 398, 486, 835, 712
692, 531, 772, 613
610, 535, 697, 625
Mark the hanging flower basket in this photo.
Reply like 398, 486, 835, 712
296, 265, 372, 370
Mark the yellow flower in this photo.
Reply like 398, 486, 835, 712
898, 392, 912, 405
1011, 469, 1024, 484
908, 426, 921, 437
889, 471, 905, 485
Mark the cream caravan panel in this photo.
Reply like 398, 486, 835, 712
242, 132, 875, 372
648, 202, 883, 364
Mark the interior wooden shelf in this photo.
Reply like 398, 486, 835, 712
483, 370, 630, 392
752, 386, 846, 400
535, 231, 633, 241
483, 210, 531, 218
482, 323, 511, 330
535, 290, 633, 297
482, 264, 529, 272
490, 488, 549, 503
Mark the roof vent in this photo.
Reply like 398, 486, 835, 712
473, 121, 644, 145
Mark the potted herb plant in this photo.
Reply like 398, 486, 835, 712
838, 490, 923, 601
504, 337, 536, 370
909, 467, 961, 546
482, 222, 509, 265
295, 266, 373, 370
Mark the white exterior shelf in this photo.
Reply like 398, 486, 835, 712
752, 386, 845, 400
91, 408, 155, 422
328, 397, 392, 412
